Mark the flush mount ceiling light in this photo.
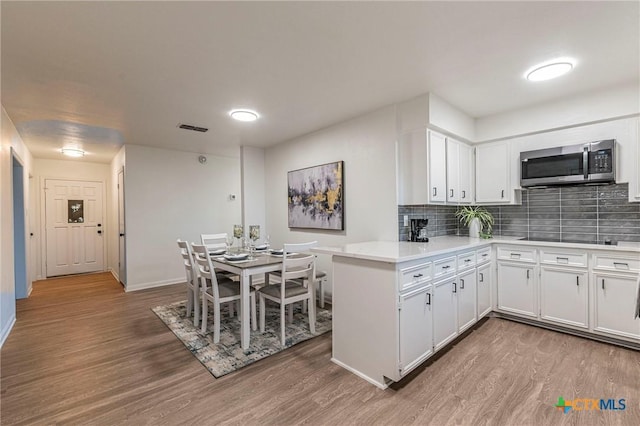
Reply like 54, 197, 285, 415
229, 109, 259, 122
525, 58, 575, 82
61, 147, 85, 157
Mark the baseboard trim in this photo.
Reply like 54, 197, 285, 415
109, 267, 120, 282
125, 277, 183, 292
330, 357, 389, 390
0, 315, 17, 348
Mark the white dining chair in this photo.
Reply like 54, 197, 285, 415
176, 239, 200, 326
201, 232, 240, 316
265, 241, 326, 309
191, 243, 256, 343
258, 242, 317, 346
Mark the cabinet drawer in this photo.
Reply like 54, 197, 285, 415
593, 255, 640, 272
476, 247, 491, 264
399, 262, 432, 290
433, 256, 456, 279
497, 246, 536, 263
457, 251, 476, 270
540, 249, 587, 268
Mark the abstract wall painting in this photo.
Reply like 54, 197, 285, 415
287, 161, 344, 230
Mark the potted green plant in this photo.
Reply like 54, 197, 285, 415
455, 206, 494, 239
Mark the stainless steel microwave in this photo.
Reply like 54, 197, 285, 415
520, 139, 615, 187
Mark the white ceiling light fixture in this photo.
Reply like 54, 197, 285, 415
61, 147, 85, 157
229, 109, 259, 122
525, 58, 576, 82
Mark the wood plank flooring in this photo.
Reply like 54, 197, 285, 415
1, 272, 639, 425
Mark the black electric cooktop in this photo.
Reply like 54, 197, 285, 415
518, 237, 617, 246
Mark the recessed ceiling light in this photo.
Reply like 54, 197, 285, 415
525, 58, 575, 82
61, 148, 85, 157
229, 109, 259, 122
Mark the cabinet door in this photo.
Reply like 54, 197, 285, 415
476, 142, 510, 203
458, 142, 474, 204
397, 130, 428, 205
593, 273, 640, 340
446, 139, 459, 203
477, 263, 492, 318
399, 285, 433, 375
433, 277, 458, 350
540, 267, 588, 328
497, 262, 537, 318
428, 130, 447, 203
457, 269, 477, 333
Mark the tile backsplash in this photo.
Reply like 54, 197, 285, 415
398, 183, 640, 244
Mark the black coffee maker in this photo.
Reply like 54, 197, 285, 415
410, 219, 429, 242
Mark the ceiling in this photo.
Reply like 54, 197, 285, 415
2, 1, 639, 164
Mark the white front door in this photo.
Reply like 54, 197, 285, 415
45, 179, 104, 277
117, 169, 126, 285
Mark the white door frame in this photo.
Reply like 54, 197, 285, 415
39, 176, 107, 279
117, 167, 126, 286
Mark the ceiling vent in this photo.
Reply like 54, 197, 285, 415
177, 123, 208, 133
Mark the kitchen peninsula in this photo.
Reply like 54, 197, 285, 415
313, 236, 640, 389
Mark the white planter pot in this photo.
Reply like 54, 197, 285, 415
469, 217, 481, 238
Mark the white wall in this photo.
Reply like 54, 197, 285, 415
1, 107, 33, 347
124, 144, 242, 291
32, 158, 111, 280
476, 83, 640, 142
264, 105, 399, 298
428, 92, 475, 142
241, 146, 266, 239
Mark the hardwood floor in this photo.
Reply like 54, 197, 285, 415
1, 272, 639, 425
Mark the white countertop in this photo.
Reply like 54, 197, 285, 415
312, 236, 640, 263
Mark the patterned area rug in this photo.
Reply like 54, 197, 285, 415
152, 300, 332, 377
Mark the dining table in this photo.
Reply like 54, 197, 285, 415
211, 250, 284, 350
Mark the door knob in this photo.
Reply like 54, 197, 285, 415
120, 233, 125, 237
97, 230, 102, 235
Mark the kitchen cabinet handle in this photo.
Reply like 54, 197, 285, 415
576, 276, 579, 286
426, 293, 431, 305
602, 278, 605, 290
556, 257, 569, 262
452, 282, 457, 293
510, 253, 521, 259
442, 265, 451, 269
450, 189, 454, 198
413, 273, 423, 278
526, 269, 530, 279
613, 262, 629, 268
479, 272, 484, 282
462, 190, 466, 199
433, 187, 437, 196
460, 278, 465, 289
501, 189, 505, 198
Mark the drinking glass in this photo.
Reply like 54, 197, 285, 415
249, 225, 260, 259
233, 225, 243, 252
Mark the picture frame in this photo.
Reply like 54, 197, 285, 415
287, 161, 344, 230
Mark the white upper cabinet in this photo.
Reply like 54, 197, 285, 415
475, 141, 511, 203
446, 138, 460, 203
458, 141, 474, 204
427, 130, 447, 203
446, 138, 473, 204
397, 130, 428, 205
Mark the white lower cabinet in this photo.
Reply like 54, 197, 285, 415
433, 277, 458, 350
457, 269, 477, 332
398, 284, 433, 375
497, 261, 537, 318
540, 266, 588, 328
477, 262, 492, 318
593, 272, 640, 340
